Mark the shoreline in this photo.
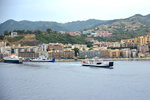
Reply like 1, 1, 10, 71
55, 58, 150, 62
1, 58, 150, 62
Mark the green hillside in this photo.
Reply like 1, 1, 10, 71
93, 14, 150, 41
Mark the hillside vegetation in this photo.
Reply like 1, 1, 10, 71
93, 14, 150, 41
3, 30, 92, 47
4, 34, 37, 46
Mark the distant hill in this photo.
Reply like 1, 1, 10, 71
1, 14, 150, 37
0, 19, 107, 35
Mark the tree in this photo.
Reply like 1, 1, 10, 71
6, 43, 10, 46
4, 30, 9, 36
34, 30, 42, 34
73, 48, 79, 57
0, 35, 4, 40
25, 30, 33, 34
46, 28, 52, 33
86, 42, 93, 47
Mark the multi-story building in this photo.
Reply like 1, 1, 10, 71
93, 42, 121, 48
100, 49, 109, 58
71, 44, 88, 51
82, 30, 92, 34
137, 44, 149, 53
39, 51, 49, 58
108, 49, 120, 58
96, 31, 112, 37
18, 46, 39, 58
47, 43, 64, 52
47, 43, 75, 59
0, 41, 6, 47
79, 50, 100, 59
0, 46, 11, 55
121, 33, 150, 46
10, 32, 18, 37
120, 48, 131, 58
131, 49, 137, 58
38, 44, 48, 51
49, 50, 74, 59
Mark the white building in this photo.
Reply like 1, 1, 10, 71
11, 32, 18, 37
38, 44, 48, 51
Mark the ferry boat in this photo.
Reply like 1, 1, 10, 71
82, 59, 114, 68
30, 58, 55, 62
3, 55, 23, 64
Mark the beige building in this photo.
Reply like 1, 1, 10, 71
121, 33, 150, 46
49, 50, 74, 59
120, 49, 131, 58
18, 46, 39, 58
48, 43, 64, 52
108, 49, 120, 58
100, 49, 109, 58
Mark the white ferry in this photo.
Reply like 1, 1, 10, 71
3, 55, 23, 64
82, 59, 114, 68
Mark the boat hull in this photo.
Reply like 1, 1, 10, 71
30, 60, 55, 62
82, 62, 114, 69
30, 58, 55, 62
4, 60, 22, 64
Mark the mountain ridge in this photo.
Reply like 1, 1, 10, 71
0, 14, 150, 35
0, 19, 107, 35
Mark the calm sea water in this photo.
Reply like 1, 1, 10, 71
0, 61, 150, 100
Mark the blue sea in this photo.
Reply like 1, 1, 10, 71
0, 61, 150, 100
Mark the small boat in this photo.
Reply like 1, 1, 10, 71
3, 55, 23, 64
82, 59, 114, 68
30, 58, 55, 62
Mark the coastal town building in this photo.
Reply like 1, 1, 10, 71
100, 49, 109, 58
0, 46, 11, 56
131, 49, 137, 58
95, 31, 112, 37
10, 32, 18, 37
85, 37, 95, 42
39, 51, 49, 58
82, 30, 92, 34
138, 53, 145, 58
65, 31, 79, 36
79, 50, 100, 58
49, 50, 74, 59
120, 48, 131, 58
108, 49, 120, 58
18, 46, 39, 58
71, 44, 88, 51
121, 33, 150, 46
93, 42, 121, 48
137, 44, 149, 53
0, 41, 6, 47
47, 43, 75, 59
47, 43, 64, 52
38, 44, 48, 51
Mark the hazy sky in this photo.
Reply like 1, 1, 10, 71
0, 0, 150, 23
